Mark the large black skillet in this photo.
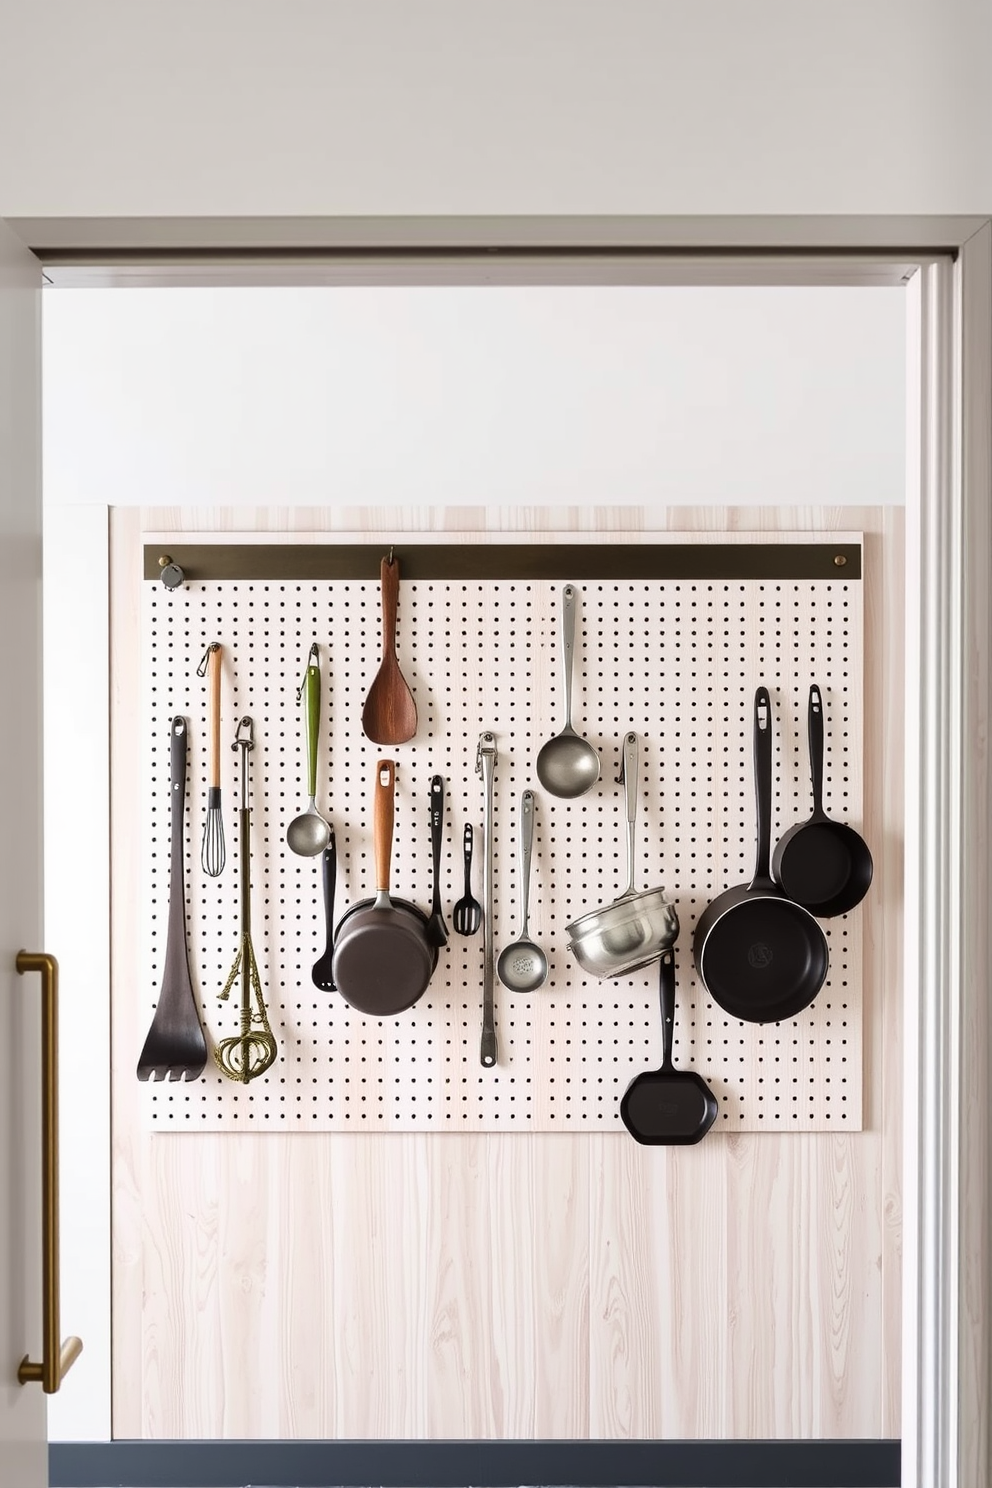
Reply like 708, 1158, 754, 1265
693, 687, 829, 1023
772, 683, 873, 917
331, 759, 438, 1015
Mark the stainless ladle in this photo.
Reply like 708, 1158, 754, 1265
536, 584, 601, 798
286, 643, 332, 856
496, 790, 549, 994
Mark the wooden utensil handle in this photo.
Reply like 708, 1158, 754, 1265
380, 556, 400, 656
374, 759, 395, 892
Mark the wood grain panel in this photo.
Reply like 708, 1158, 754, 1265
112, 503, 902, 1440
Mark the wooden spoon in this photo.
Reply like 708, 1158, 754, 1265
362, 554, 418, 744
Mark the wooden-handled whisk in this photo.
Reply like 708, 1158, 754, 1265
198, 642, 226, 877
215, 716, 277, 1083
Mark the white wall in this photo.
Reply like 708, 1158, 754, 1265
0, 1, 991, 217
43, 285, 906, 509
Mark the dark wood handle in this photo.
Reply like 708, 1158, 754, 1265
380, 556, 400, 658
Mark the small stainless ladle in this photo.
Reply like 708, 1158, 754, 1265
536, 584, 601, 799
497, 790, 549, 994
286, 644, 332, 856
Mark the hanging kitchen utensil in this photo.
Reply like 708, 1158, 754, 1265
772, 682, 873, 916
477, 732, 498, 1067
198, 641, 226, 877
693, 686, 830, 1023
496, 789, 549, 993
331, 760, 438, 1015
453, 823, 482, 937
286, 642, 332, 856
620, 948, 719, 1145
215, 717, 278, 1082
311, 834, 337, 992
361, 551, 418, 745
426, 774, 449, 946
536, 583, 600, 798
137, 715, 208, 1081
566, 732, 679, 978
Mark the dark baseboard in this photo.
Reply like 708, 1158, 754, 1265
50, 1437, 901, 1487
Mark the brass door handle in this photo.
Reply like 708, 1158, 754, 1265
15, 951, 83, 1393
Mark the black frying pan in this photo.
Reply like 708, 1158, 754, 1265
693, 687, 829, 1023
331, 760, 438, 1015
772, 683, 873, 916
620, 948, 718, 1145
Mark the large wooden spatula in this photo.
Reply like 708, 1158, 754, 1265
362, 554, 418, 744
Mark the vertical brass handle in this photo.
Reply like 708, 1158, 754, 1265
15, 951, 82, 1393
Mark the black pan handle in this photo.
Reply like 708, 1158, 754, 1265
430, 775, 445, 907
658, 948, 676, 1074
750, 686, 775, 891
321, 833, 336, 954
808, 684, 826, 819
462, 822, 473, 893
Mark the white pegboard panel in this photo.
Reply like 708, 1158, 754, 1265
139, 537, 865, 1132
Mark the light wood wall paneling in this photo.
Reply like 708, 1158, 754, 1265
112, 503, 902, 1441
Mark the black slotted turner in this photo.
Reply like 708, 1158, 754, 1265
137, 716, 207, 1081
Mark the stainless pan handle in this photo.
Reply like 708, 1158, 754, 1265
476, 733, 498, 1067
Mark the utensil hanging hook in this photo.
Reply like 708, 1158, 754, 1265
233, 715, 254, 752
297, 641, 320, 700
196, 641, 220, 678
615, 730, 637, 785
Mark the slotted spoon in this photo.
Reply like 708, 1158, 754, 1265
453, 823, 482, 936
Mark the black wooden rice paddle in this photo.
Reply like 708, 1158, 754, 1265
620, 949, 718, 1145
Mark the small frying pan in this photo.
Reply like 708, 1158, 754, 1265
331, 760, 438, 1016
693, 687, 830, 1023
772, 683, 873, 916
620, 949, 718, 1145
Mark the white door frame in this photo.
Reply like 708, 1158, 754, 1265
14, 214, 992, 1488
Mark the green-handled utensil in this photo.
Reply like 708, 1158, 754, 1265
286, 642, 332, 856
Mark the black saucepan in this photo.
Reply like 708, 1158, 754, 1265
331, 759, 438, 1015
771, 683, 873, 916
693, 687, 829, 1023
620, 948, 718, 1145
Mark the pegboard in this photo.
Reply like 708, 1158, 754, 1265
139, 536, 865, 1132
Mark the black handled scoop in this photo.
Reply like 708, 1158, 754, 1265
620, 949, 718, 1145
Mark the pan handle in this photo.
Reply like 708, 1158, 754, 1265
808, 684, 826, 819
750, 686, 775, 891
374, 759, 395, 894
658, 948, 676, 1075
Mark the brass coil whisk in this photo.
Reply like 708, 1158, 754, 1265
215, 716, 277, 1083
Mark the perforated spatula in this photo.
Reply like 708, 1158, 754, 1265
137, 716, 208, 1082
